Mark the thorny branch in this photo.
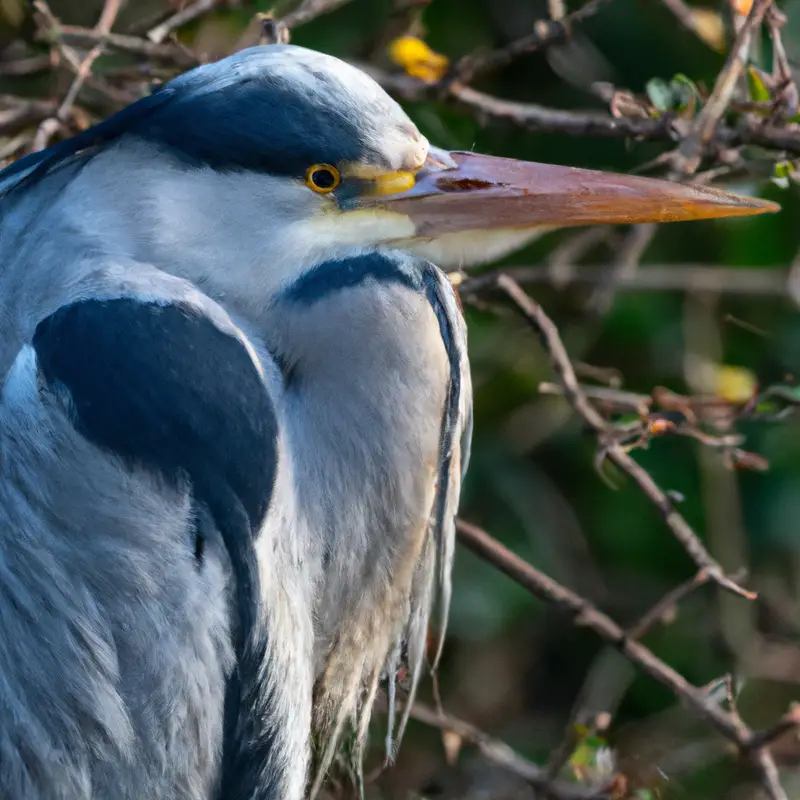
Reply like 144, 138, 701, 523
447, 0, 613, 85
1, 1, 799, 798
673, 0, 772, 175
147, 0, 226, 45
494, 274, 755, 599
397, 700, 609, 800
31, 0, 123, 150
454, 520, 791, 800
454, 277, 800, 799
460, 262, 797, 297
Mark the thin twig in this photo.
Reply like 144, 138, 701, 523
587, 223, 658, 315
456, 520, 800, 766
457, 520, 746, 741
404, 701, 609, 799
494, 274, 755, 600
626, 569, 714, 640
539, 382, 652, 414
743, 705, 800, 752
449, 0, 613, 85
32, 0, 122, 151
0, 54, 52, 77
147, 0, 224, 44
460, 263, 793, 297
0, 97, 60, 136
751, 749, 789, 800
660, 0, 722, 48
765, 6, 799, 121
547, 227, 611, 288
57, 26, 198, 65
365, 64, 800, 155
674, 0, 772, 174
280, 0, 356, 30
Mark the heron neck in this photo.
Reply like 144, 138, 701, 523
264, 264, 447, 647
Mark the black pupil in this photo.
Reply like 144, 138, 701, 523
312, 168, 336, 189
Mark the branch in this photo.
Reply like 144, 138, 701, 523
147, 0, 225, 44
659, 0, 722, 48
743, 704, 800, 752
280, 0, 356, 30
365, 65, 800, 155
456, 521, 798, 769
0, 54, 52, 77
586, 223, 657, 315
751, 749, 789, 800
449, 0, 613, 85
56, 26, 198, 65
674, 0, 772, 174
457, 520, 746, 741
493, 274, 754, 599
404, 701, 610, 800
0, 97, 60, 138
32, 0, 123, 151
626, 569, 713, 640
460, 264, 792, 297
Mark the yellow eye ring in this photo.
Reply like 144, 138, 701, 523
305, 164, 341, 194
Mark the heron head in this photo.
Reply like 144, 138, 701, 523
18, 44, 777, 302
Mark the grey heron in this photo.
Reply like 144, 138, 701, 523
0, 43, 777, 800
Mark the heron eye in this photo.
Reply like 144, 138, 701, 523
305, 164, 341, 194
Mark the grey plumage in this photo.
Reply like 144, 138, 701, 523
0, 43, 471, 800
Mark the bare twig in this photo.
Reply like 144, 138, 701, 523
457, 520, 745, 741
743, 705, 800, 752
547, 227, 611, 288
587, 223, 658, 315
280, 0, 356, 30
765, 6, 799, 121
494, 274, 754, 600
57, 26, 198, 65
457, 276, 798, 796
0, 97, 60, 137
539, 382, 652, 414
751, 749, 789, 800
403, 701, 609, 799
147, 0, 224, 44
366, 63, 800, 155
0, 54, 52, 77
674, 0, 772, 174
461, 263, 793, 297
449, 0, 613, 85
456, 519, 799, 789
32, 0, 123, 151
660, 0, 724, 48
626, 569, 716, 640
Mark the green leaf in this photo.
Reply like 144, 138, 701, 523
760, 384, 800, 404
772, 161, 798, 188
747, 66, 771, 102
670, 73, 699, 112
646, 78, 673, 112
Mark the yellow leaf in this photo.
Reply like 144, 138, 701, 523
731, 0, 754, 16
715, 365, 757, 404
689, 8, 726, 52
388, 35, 449, 84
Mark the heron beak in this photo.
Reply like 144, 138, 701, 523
371, 148, 780, 234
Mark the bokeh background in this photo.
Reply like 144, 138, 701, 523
4, 0, 800, 797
